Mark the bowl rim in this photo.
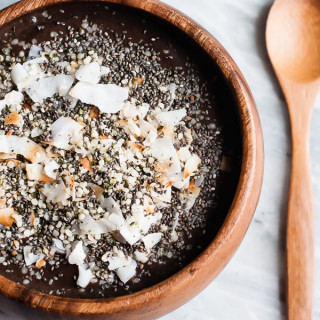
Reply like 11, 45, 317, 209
0, 0, 264, 317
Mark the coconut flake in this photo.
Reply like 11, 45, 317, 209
68, 241, 86, 265
102, 252, 132, 270
113, 226, 141, 246
44, 160, 59, 179
0, 208, 16, 227
184, 154, 201, 178
51, 238, 66, 254
150, 138, 181, 174
51, 117, 84, 150
23, 246, 44, 266
69, 82, 128, 114
156, 109, 186, 127
79, 214, 110, 235
26, 163, 52, 183
0, 135, 48, 163
77, 264, 94, 288
134, 250, 148, 263
0, 90, 24, 112
116, 259, 137, 284
177, 147, 192, 162
11, 64, 30, 91
25, 75, 74, 103
28, 45, 42, 59
102, 196, 123, 217
142, 233, 162, 251
100, 66, 110, 76
75, 62, 100, 84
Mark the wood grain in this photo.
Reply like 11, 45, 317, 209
266, 0, 320, 319
0, 1, 264, 319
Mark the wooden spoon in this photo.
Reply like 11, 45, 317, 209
266, 0, 320, 319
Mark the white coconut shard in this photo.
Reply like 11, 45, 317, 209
100, 66, 110, 76
28, 45, 43, 59
68, 241, 86, 265
149, 138, 181, 174
134, 250, 149, 263
0, 135, 48, 163
51, 238, 66, 254
11, 64, 31, 91
156, 108, 186, 127
23, 246, 44, 266
102, 196, 123, 217
44, 160, 60, 179
177, 147, 192, 163
25, 75, 74, 103
69, 82, 129, 114
77, 264, 94, 288
142, 233, 162, 251
0, 90, 24, 112
115, 259, 137, 284
51, 117, 84, 150
79, 214, 110, 235
184, 153, 201, 178
102, 252, 132, 271
42, 179, 72, 204
75, 62, 101, 84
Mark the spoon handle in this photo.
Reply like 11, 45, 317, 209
287, 106, 314, 320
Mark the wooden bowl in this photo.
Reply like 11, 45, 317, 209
0, 0, 264, 319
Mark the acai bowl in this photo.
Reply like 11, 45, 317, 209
0, 0, 263, 319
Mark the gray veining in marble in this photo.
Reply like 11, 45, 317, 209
0, 0, 319, 319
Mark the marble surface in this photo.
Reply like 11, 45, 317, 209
0, 0, 320, 319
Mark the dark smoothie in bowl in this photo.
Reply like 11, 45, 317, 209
0, 1, 241, 299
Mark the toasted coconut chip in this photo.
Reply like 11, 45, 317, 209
138, 119, 157, 140
69, 82, 129, 114
101, 251, 132, 270
126, 141, 143, 154
44, 160, 59, 179
127, 119, 140, 136
6, 130, 13, 137
0, 199, 6, 209
23, 246, 44, 266
77, 264, 94, 288
134, 250, 149, 263
36, 258, 46, 269
89, 183, 104, 201
0, 153, 16, 160
149, 138, 181, 174
143, 195, 155, 214
137, 103, 149, 119
26, 163, 52, 183
184, 179, 201, 209
142, 233, 162, 251
89, 106, 99, 119
156, 109, 186, 127
51, 238, 66, 254
0, 135, 47, 163
117, 119, 131, 136
177, 147, 192, 162
0, 208, 16, 227
28, 45, 42, 59
116, 259, 137, 284
75, 62, 100, 84
42, 172, 74, 203
25, 75, 74, 103
4, 158, 21, 166
126, 205, 162, 235
80, 157, 93, 172
122, 101, 139, 119
157, 125, 174, 140
68, 241, 86, 265
51, 117, 84, 150
184, 154, 201, 178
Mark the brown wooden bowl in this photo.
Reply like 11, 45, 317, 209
0, 0, 264, 319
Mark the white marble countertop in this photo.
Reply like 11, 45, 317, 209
1, 0, 320, 319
